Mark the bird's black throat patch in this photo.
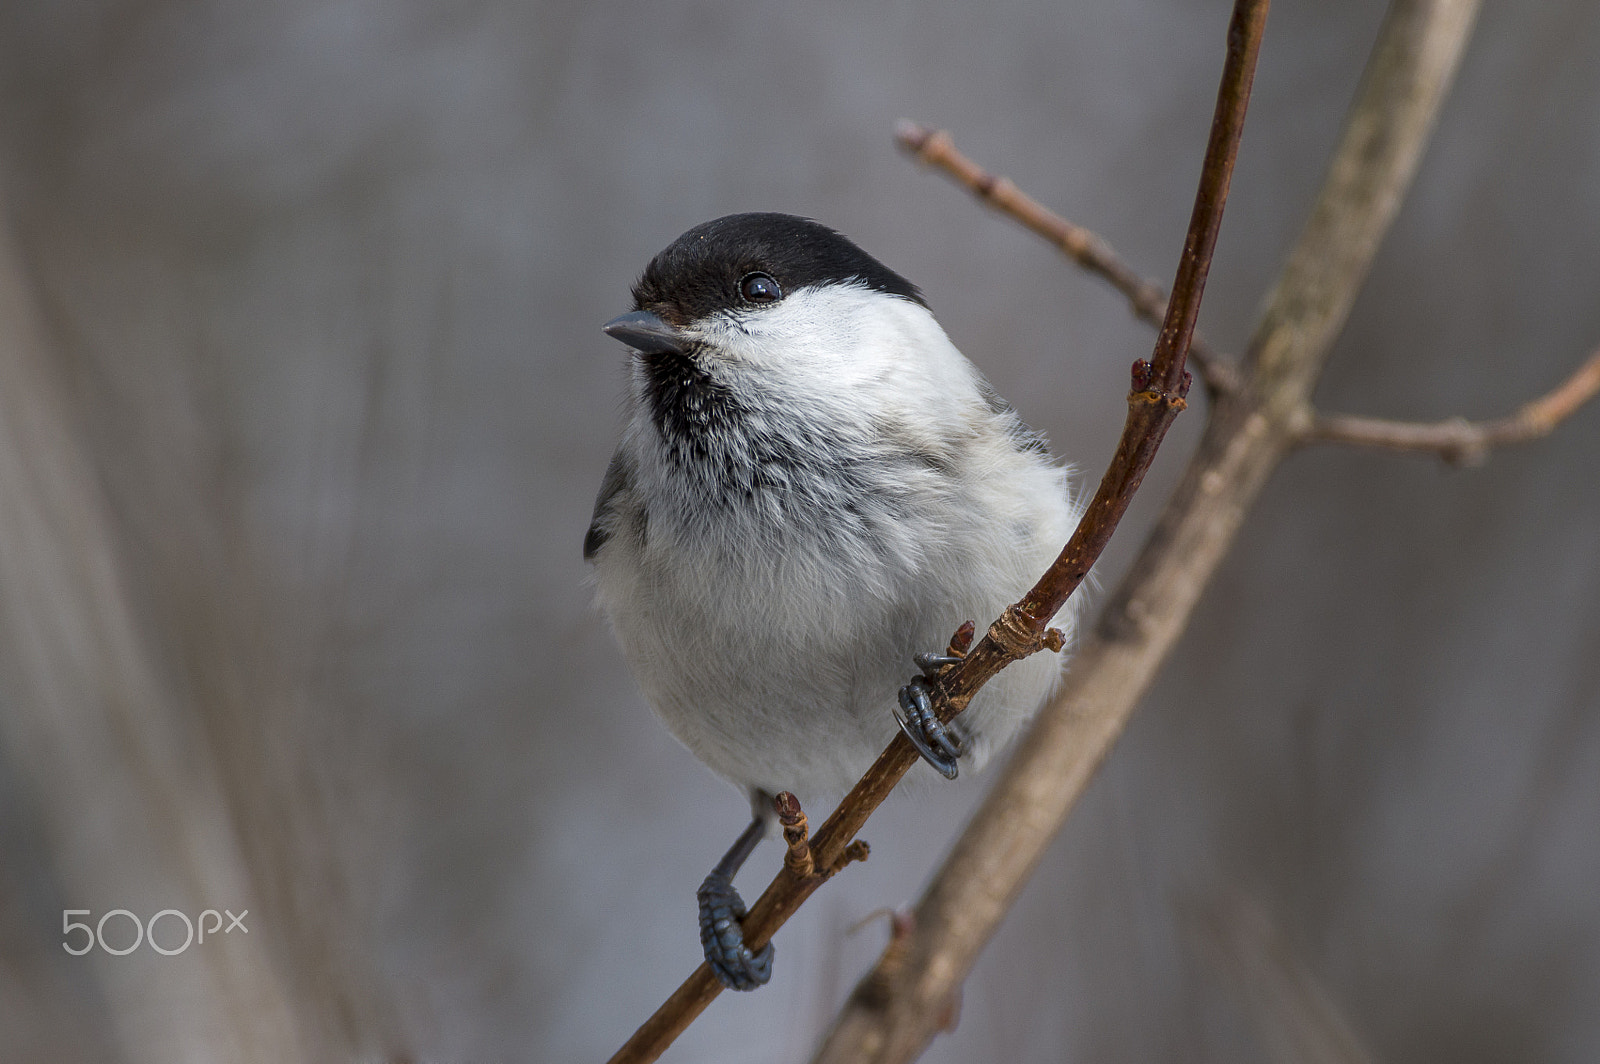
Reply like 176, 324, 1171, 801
640, 346, 741, 465
639, 345, 822, 514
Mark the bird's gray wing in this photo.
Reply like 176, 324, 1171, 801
583, 449, 635, 561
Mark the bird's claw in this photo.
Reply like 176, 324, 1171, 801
913, 651, 965, 673
697, 870, 773, 991
894, 675, 963, 779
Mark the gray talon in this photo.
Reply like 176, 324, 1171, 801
697, 872, 773, 990
909, 680, 962, 762
914, 651, 965, 673
894, 676, 962, 779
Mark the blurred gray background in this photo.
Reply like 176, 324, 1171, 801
0, 1, 1595, 1062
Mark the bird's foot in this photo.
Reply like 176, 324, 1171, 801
894, 622, 976, 779
895, 675, 965, 779
697, 870, 773, 991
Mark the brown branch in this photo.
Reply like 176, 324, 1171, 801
812, 2, 1481, 1062
895, 121, 1242, 397
606, 3, 1268, 1062
1302, 343, 1600, 464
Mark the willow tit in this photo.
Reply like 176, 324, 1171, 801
587, 213, 1082, 990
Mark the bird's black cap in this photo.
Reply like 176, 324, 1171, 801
630, 213, 926, 325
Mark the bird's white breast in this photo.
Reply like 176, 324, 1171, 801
593, 285, 1082, 797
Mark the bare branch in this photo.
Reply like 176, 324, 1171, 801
1303, 343, 1600, 464
812, 2, 1481, 1062
895, 121, 1242, 397
606, 2, 1269, 1060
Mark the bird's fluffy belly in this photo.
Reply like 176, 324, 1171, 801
600, 519, 1067, 799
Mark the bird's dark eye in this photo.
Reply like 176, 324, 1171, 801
739, 272, 782, 304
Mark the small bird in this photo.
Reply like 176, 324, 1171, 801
586, 213, 1081, 990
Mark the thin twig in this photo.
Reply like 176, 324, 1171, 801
775, 792, 814, 878
1302, 344, 1600, 464
895, 121, 1242, 397
605, 3, 1267, 1061
812, 2, 1480, 1062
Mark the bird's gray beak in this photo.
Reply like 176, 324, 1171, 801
603, 311, 688, 355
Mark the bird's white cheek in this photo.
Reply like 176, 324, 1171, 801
706, 289, 949, 403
